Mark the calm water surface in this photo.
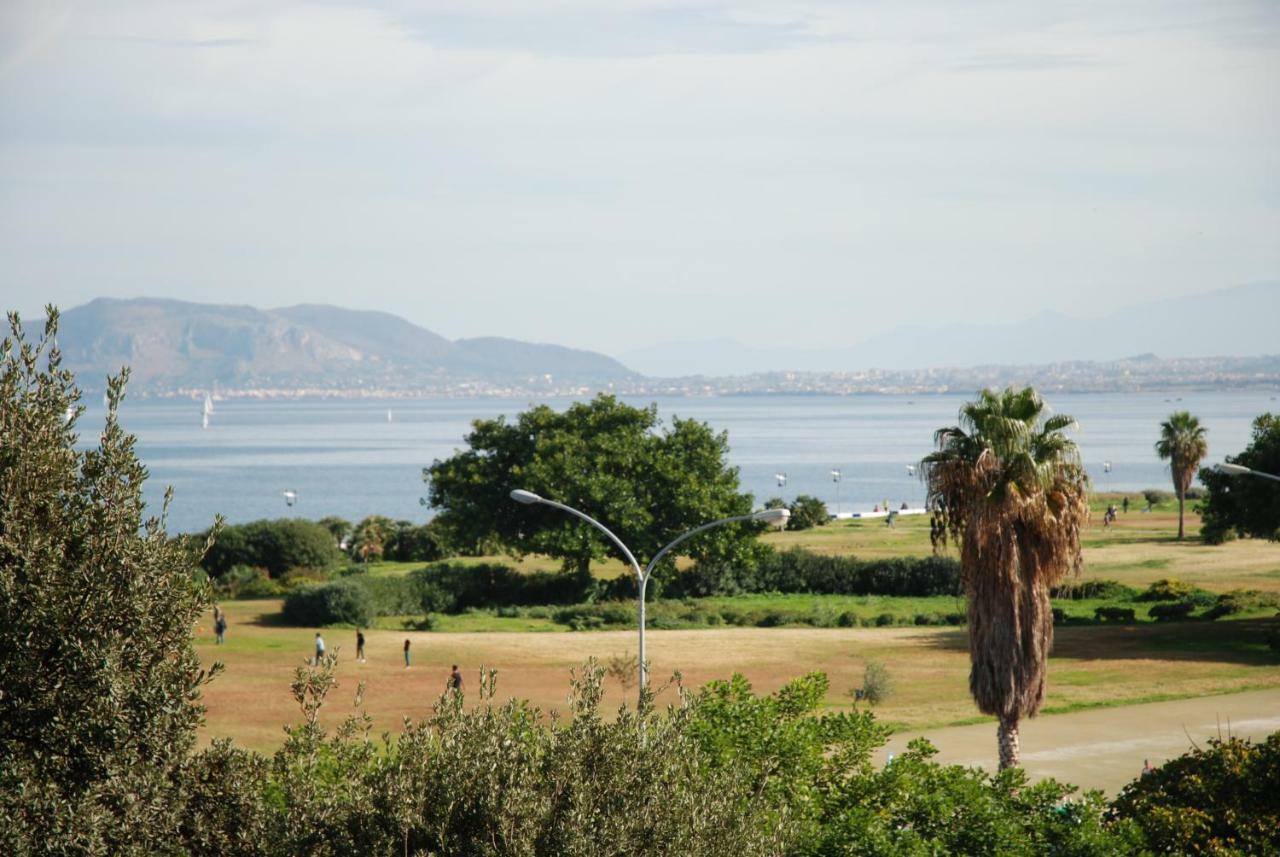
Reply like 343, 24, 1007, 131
77, 392, 1279, 534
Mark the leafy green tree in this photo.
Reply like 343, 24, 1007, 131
0, 309, 215, 852
923, 387, 1090, 769
425, 395, 762, 578
786, 494, 830, 530
1155, 411, 1209, 540
1197, 413, 1280, 544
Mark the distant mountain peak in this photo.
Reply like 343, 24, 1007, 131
56, 299, 638, 393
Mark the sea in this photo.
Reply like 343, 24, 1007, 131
73, 391, 1280, 535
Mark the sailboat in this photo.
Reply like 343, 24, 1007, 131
202, 392, 214, 429
387, 409, 393, 423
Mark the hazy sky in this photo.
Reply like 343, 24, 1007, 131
2, 0, 1277, 355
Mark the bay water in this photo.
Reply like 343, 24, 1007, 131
77, 391, 1278, 534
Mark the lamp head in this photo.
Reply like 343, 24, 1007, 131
510, 489, 542, 504
752, 508, 790, 523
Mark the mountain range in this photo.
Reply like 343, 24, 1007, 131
617, 282, 1280, 376
56, 298, 636, 393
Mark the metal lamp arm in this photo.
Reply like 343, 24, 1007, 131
644, 513, 758, 581
534, 497, 645, 580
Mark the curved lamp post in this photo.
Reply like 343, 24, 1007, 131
510, 489, 789, 700
1215, 462, 1280, 484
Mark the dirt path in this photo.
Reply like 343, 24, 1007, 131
874, 688, 1280, 794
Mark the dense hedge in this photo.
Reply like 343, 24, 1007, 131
202, 518, 341, 577
282, 579, 374, 627
669, 549, 961, 598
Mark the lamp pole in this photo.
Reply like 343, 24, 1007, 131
510, 489, 788, 703
1215, 463, 1280, 484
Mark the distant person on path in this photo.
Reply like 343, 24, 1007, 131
215, 611, 227, 645
448, 664, 463, 691
314, 633, 326, 666
1122, 496, 1130, 514
1142, 759, 1154, 777
403, 638, 411, 668
356, 629, 366, 662
212, 605, 222, 639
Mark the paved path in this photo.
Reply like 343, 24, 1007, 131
873, 688, 1280, 795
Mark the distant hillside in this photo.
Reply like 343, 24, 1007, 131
57, 298, 638, 393
620, 282, 1280, 376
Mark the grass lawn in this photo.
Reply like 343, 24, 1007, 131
198, 598, 1280, 752
204, 501, 1279, 752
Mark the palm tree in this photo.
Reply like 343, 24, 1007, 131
922, 387, 1089, 770
1155, 411, 1208, 540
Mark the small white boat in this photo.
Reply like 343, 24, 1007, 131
387, 409, 393, 423
202, 392, 214, 429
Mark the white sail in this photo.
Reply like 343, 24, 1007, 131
387, 409, 393, 423
203, 393, 215, 416
202, 411, 209, 430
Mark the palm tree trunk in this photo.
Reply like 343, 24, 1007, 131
997, 716, 1020, 770
1177, 490, 1185, 540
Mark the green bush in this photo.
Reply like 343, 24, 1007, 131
1052, 579, 1139, 601
1202, 589, 1280, 620
1110, 733, 1280, 855
1142, 489, 1173, 507
1148, 601, 1195, 622
1136, 578, 1197, 602
786, 495, 830, 530
1094, 606, 1135, 623
281, 579, 375, 627
202, 518, 341, 577
215, 564, 285, 599
677, 549, 960, 598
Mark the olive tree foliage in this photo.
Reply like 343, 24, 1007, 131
0, 309, 217, 853
1198, 412, 1280, 544
425, 395, 763, 577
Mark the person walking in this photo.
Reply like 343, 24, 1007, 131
1122, 496, 1130, 514
355, 629, 366, 662
215, 611, 227, 645
403, 638, 411, 669
212, 605, 222, 640
448, 664, 463, 691
314, 633, 326, 666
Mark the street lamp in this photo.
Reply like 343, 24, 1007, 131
510, 489, 789, 701
1215, 463, 1280, 484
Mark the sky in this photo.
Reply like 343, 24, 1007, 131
1, 0, 1277, 356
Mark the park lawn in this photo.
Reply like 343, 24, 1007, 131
199, 599, 1280, 753
767, 503, 1280, 594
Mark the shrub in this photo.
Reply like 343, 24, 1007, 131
1094, 606, 1135, 623
413, 563, 594, 613
786, 495, 830, 530
1142, 489, 1173, 507
202, 518, 341, 577
1052, 579, 1139, 601
281, 579, 375, 627
1052, 607, 1066, 624
1137, 578, 1196, 602
1148, 601, 1195, 622
860, 661, 893, 706
675, 550, 960, 599
1110, 734, 1280, 855
875, 612, 896, 627
1202, 590, 1280, 620
215, 564, 285, 599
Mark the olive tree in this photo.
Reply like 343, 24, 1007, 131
0, 309, 216, 852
